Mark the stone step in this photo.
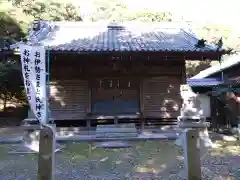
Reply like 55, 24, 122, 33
96, 128, 137, 133
96, 123, 136, 129
94, 141, 133, 149
96, 123, 138, 139
96, 124, 137, 133
96, 133, 138, 138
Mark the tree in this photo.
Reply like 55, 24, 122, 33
0, 61, 24, 112
85, 0, 172, 22
1, 0, 83, 39
21, 1, 82, 21
126, 9, 172, 22
0, 11, 25, 40
185, 60, 214, 78
0, 10, 25, 112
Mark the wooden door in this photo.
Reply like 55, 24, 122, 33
91, 78, 140, 115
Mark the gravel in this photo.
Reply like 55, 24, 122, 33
0, 139, 239, 180
0, 128, 239, 180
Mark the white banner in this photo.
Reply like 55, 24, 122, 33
20, 44, 47, 124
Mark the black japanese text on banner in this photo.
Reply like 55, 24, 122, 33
20, 45, 47, 124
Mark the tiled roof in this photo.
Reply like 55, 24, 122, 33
12, 21, 219, 53
187, 78, 224, 87
192, 53, 240, 79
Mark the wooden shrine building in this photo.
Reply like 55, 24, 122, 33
14, 21, 224, 126
193, 54, 240, 130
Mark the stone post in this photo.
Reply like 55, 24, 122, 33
37, 124, 56, 180
183, 128, 201, 180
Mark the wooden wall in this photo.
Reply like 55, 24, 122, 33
142, 76, 182, 118
28, 54, 185, 120
49, 80, 89, 120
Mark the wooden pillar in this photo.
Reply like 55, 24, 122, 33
238, 123, 240, 139
210, 95, 218, 131
182, 60, 187, 84
180, 60, 187, 112
88, 83, 92, 114
114, 116, 118, 124
87, 80, 92, 130
37, 124, 56, 180
139, 79, 144, 133
183, 129, 201, 180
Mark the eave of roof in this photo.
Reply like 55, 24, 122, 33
187, 78, 224, 87
11, 21, 221, 54
191, 53, 240, 79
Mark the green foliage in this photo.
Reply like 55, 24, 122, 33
0, 11, 24, 40
194, 23, 237, 51
1, 0, 82, 39
185, 60, 215, 78
127, 10, 172, 22
20, 1, 82, 21
0, 60, 25, 111
90, 0, 172, 22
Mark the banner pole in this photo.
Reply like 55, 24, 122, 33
47, 49, 50, 123
37, 48, 56, 180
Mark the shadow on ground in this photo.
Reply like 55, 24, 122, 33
0, 135, 239, 179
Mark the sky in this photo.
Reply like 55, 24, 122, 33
122, 0, 239, 25
77, 0, 240, 26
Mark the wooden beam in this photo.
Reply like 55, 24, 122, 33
49, 50, 223, 60
49, 52, 223, 67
